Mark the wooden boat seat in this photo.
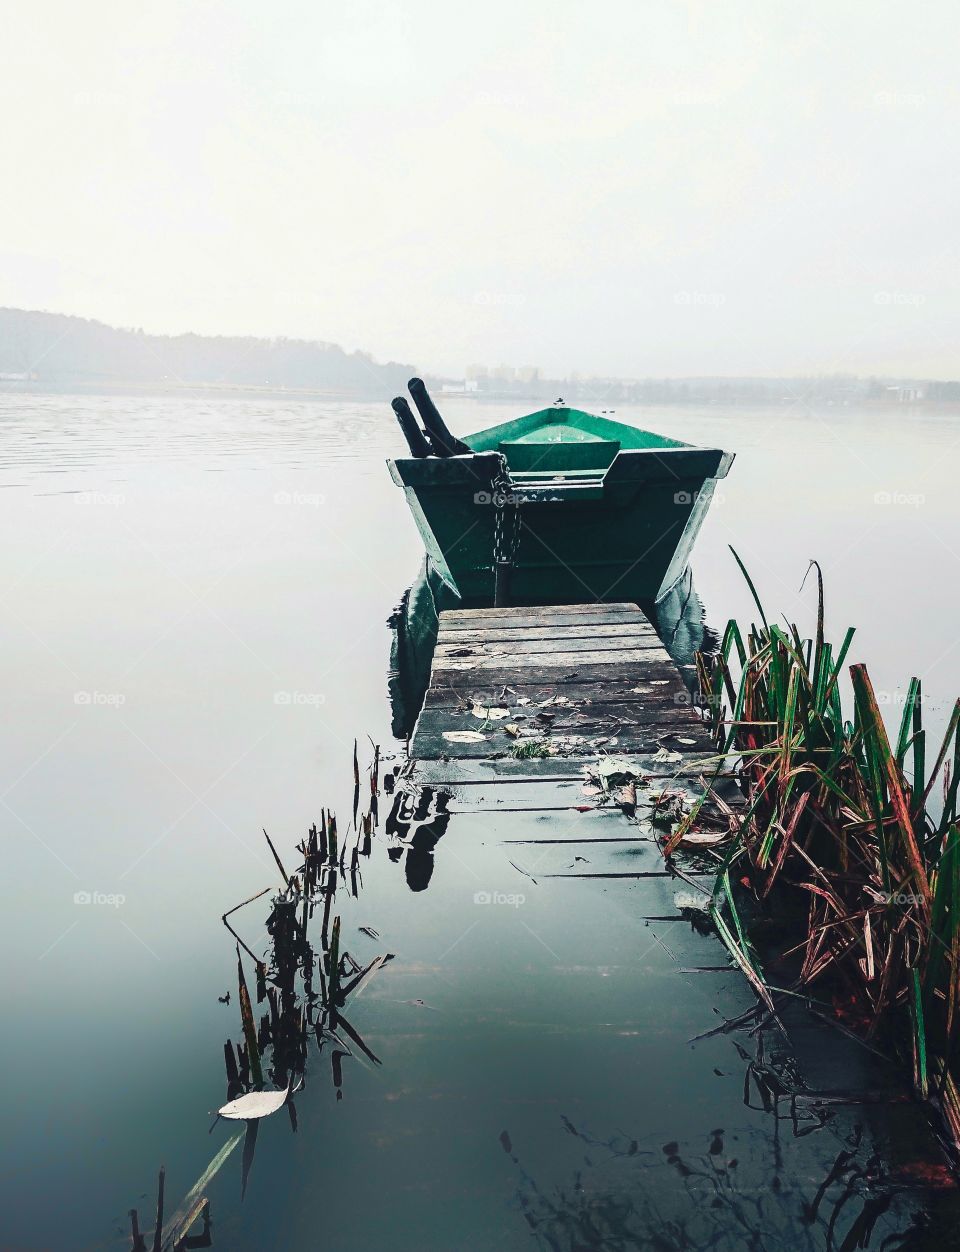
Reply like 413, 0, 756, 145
499, 438, 620, 473
508, 468, 606, 482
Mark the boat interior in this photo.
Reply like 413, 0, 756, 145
462, 406, 691, 486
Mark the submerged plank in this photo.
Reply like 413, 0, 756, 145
405, 752, 734, 785
413, 731, 713, 760
414, 706, 707, 739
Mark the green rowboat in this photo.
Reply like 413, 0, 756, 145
388, 392, 733, 606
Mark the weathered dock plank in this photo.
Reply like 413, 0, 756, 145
438, 621, 660, 644
440, 603, 639, 624
425, 661, 685, 687
433, 646, 669, 672
423, 671, 688, 708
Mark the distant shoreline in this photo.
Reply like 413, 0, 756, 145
3, 379, 960, 415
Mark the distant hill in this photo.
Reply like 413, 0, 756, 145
0, 308, 415, 395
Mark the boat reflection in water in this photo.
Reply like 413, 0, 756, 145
387, 556, 715, 741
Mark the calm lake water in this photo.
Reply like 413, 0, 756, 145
3, 391, 960, 1250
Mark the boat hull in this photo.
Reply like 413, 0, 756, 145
388, 446, 732, 605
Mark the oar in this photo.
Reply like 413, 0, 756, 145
408, 377, 470, 456
391, 397, 432, 458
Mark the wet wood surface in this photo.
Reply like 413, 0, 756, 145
412, 602, 712, 762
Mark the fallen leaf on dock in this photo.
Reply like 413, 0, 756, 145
653, 748, 683, 763
677, 829, 726, 847
617, 781, 637, 813
470, 704, 510, 720
442, 730, 487, 743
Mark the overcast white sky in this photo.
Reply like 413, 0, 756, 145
2, 1, 958, 378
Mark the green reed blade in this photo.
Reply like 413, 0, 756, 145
912, 968, 929, 1097
730, 545, 769, 631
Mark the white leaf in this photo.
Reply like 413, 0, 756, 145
218, 1087, 290, 1120
679, 829, 725, 846
442, 730, 487, 743
470, 704, 510, 720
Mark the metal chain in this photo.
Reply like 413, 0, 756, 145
491, 458, 521, 571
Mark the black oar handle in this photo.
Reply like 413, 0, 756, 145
408, 377, 471, 457
391, 397, 432, 458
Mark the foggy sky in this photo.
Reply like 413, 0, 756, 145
3, 1, 958, 379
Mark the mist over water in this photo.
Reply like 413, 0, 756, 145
2, 393, 960, 1248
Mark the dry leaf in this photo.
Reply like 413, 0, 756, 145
470, 705, 510, 720
219, 1086, 290, 1120
678, 829, 725, 846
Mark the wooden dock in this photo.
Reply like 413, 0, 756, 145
399, 601, 738, 883
411, 601, 715, 761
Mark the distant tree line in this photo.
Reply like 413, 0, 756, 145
0, 308, 414, 395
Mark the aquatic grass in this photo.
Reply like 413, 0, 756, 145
512, 739, 553, 759
127, 742, 391, 1245
688, 550, 960, 1114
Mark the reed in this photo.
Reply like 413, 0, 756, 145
690, 551, 960, 1105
